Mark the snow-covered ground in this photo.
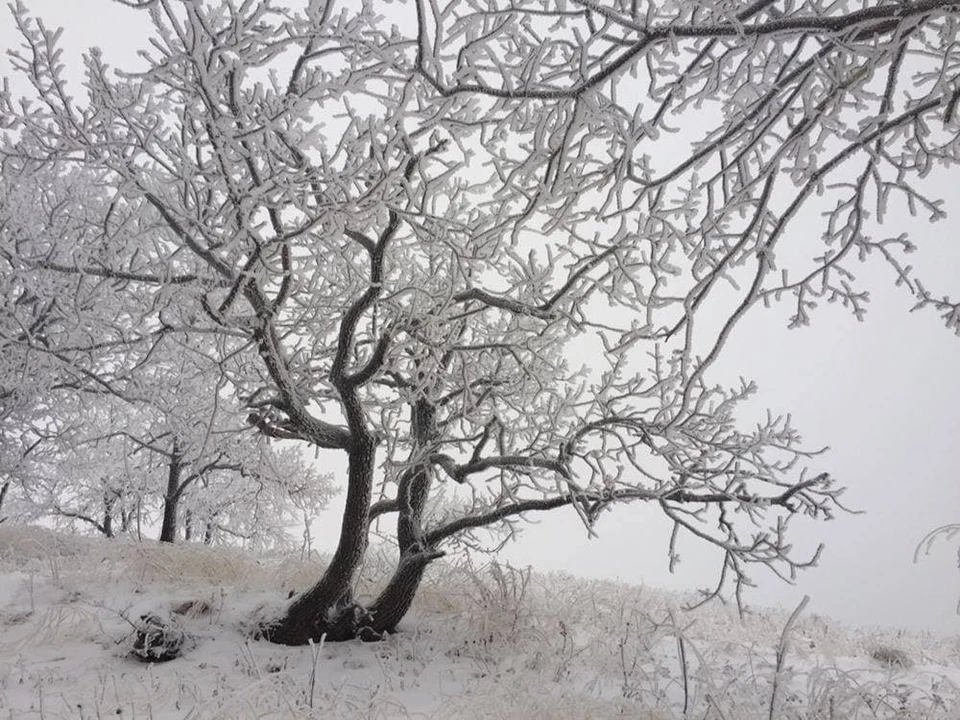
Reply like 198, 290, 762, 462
0, 525, 957, 719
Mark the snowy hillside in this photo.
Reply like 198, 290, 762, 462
0, 524, 957, 719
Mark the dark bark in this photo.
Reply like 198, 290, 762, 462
362, 397, 443, 638
158, 493, 179, 543
158, 441, 183, 544
102, 492, 115, 539
363, 395, 440, 634
365, 546, 443, 634
397, 465, 431, 551
263, 437, 378, 644
0, 479, 10, 515
262, 392, 447, 645
398, 398, 436, 550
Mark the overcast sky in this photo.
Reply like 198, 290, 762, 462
501, 238, 960, 636
3, 0, 958, 638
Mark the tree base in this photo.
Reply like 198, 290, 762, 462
258, 602, 392, 644
258, 547, 444, 645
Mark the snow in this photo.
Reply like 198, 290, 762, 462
0, 524, 957, 719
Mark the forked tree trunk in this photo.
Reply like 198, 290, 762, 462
263, 398, 443, 645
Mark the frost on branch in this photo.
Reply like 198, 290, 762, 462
1, 0, 957, 641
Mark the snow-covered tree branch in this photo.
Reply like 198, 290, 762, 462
2, 0, 957, 643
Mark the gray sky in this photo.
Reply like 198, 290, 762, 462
4, 0, 958, 638
502, 242, 960, 636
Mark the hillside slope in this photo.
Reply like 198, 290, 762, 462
0, 524, 957, 719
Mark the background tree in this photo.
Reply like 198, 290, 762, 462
2, 0, 957, 644
0, 89, 334, 546
21, 371, 334, 548
0, 151, 142, 518
0, 400, 67, 521
23, 393, 148, 537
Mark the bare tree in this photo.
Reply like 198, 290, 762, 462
0, 155, 143, 519
32, 401, 334, 548
0, 118, 333, 546
2, 0, 957, 644
5, 340, 335, 547
0, 403, 67, 521
0, 285, 333, 546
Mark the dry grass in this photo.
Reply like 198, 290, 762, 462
871, 645, 915, 669
0, 523, 958, 719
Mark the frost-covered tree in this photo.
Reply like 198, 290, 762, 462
2, 0, 958, 643
178, 439, 335, 552
23, 358, 334, 547
0, 156, 142, 518
0, 112, 333, 547
0, 400, 66, 521
15, 392, 145, 536
1, 326, 335, 547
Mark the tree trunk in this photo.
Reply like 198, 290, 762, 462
102, 492, 115, 539
365, 543, 441, 635
158, 495, 179, 543
263, 437, 378, 644
184, 509, 193, 541
262, 394, 445, 645
0, 479, 10, 515
158, 442, 183, 544
362, 397, 440, 635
